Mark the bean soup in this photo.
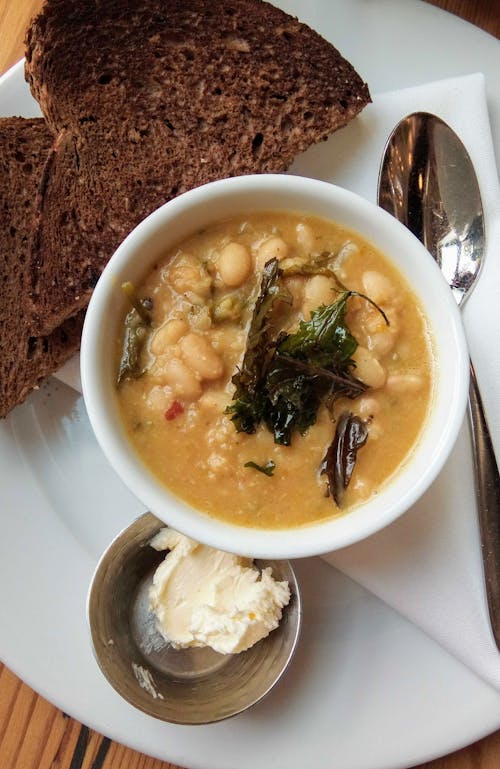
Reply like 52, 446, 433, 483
115, 212, 435, 529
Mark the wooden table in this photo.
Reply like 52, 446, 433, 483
0, 1, 499, 767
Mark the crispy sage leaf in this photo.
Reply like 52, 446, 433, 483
321, 412, 368, 505
229, 289, 370, 444
226, 258, 291, 433
227, 261, 387, 447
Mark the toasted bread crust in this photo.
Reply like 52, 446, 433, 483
24, 0, 370, 333
0, 117, 83, 417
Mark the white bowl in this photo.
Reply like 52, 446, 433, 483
81, 174, 469, 559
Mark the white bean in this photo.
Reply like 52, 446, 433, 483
386, 373, 424, 393
356, 396, 381, 419
146, 385, 173, 412
198, 389, 231, 413
333, 241, 359, 283
352, 346, 386, 389
150, 319, 188, 355
218, 242, 252, 287
303, 275, 337, 316
180, 333, 223, 381
362, 271, 396, 305
337, 241, 360, 261
256, 236, 289, 267
353, 304, 389, 337
159, 358, 202, 400
367, 328, 397, 357
169, 254, 212, 297
150, 352, 175, 382
295, 222, 316, 252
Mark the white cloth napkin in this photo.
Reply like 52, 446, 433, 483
295, 73, 500, 691
56, 74, 500, 690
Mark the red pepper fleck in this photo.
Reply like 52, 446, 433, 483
164, 400, 184, 421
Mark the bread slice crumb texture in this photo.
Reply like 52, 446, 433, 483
0, 117, 83, 418
23, 0, 370, 335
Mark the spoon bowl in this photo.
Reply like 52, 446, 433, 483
87, 512, 301, 724
378, 111, 485, 307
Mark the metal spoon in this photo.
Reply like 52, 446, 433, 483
378, 112, 500, 650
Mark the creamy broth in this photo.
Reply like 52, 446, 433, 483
116, 213, 434, 529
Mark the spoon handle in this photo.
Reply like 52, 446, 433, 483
468, 360, 500, 650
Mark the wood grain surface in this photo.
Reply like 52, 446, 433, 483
0, 1, 498, 768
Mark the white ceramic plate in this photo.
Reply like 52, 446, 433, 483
1, 2, 500, 768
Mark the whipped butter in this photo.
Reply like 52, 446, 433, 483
148, 528, 290, 655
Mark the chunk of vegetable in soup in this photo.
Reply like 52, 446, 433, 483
115, 213, 434, 529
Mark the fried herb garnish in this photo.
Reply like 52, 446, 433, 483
244, 460, 276, 476
226, 258, 291, 433
227, 257, 387, 446
321, 412, 368, 505
117, 282, 153, 384
263, 292, 370, 444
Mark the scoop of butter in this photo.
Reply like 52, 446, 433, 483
148, 528, 291, 655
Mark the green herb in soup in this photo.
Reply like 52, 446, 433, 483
225, 258, 291, 436
228, 258, 388, 447
115, 212, 434, 530
244, 460, 276, 477
117, 282, 153, 384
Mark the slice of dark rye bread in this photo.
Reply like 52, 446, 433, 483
0, 117, 84, 418
24, 0, 371, 335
